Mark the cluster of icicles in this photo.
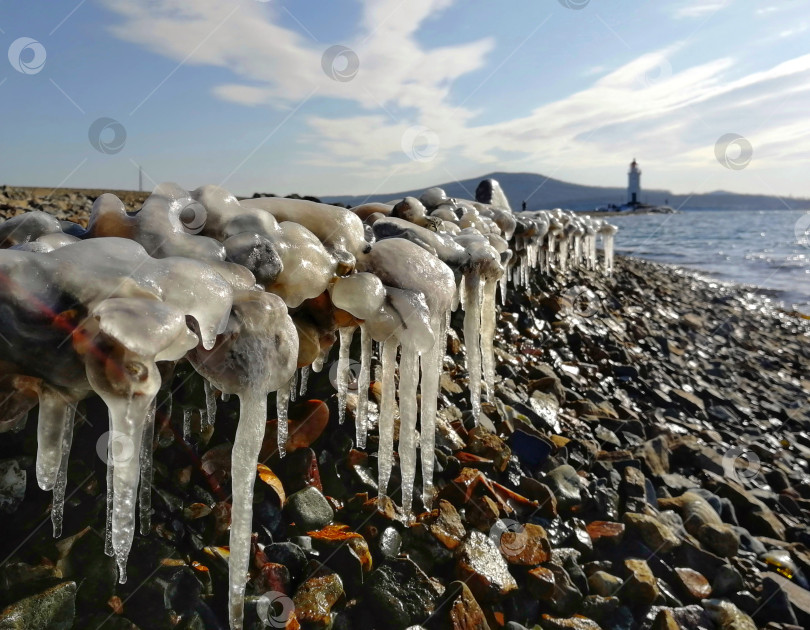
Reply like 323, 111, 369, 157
0, 178, 616, 629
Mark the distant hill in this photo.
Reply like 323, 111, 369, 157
322, 171, 810, 211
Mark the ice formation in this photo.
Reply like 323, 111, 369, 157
0, 176, 616, 629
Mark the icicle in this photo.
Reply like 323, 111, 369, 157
419, 312, 445, 508
299, 366, 310, 397
463, 272, 483, 423
138, 400, 156, 536
98, 388, 157, 583
204, 379, 217, 427
51, 401, 77, 538
356, 324, 371, 449
104, 433, 114, 557
480, 277, 498, 402
277, 383, 290, 458
229, 388, 268, 630
183, 408, 192, 441
397, 343, 420, 517
222, 393, 231, 402
312, 346, 328, 373
456, 276, 465, 311
289, 368, 298, 402
520, 254, 527, 287
603, 232, 615, 274
84, 341, 160, 583
499, 265, 508, 306
559, 237, 568, 274
377, 339, 398, 499
35, 388, 72, 491
336, 327, 354, 424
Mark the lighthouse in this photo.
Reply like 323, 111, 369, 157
628, 158, 641, 205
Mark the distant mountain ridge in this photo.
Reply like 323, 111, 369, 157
323, 171, 810, 211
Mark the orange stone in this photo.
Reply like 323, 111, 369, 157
527, 566, 556, 599
585, 521, 625, 544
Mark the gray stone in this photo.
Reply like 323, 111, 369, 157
365, 557, 442, 628
543, 465, 582, 511
283, 486, 334, 531
0, 580, 76, 629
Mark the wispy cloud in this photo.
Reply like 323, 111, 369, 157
777, 23, 809, 39
671, 0, 730, 20
99, 0, 810, 195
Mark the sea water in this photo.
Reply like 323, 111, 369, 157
608, 208, 810, 313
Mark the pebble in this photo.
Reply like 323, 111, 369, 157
673, 567, 712, 601
434, 580, 491, 630
364, 558, 442, 627
588, 571, 623, 597
622, 558, 660, 605
284, 486, 335, 531
0, 581, 76, 629
543, 465, 583, 512
455, 530, 518, 602
293, 572, 345, 629
623, 512, 680, 553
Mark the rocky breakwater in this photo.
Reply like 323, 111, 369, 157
0, 177, 807, 630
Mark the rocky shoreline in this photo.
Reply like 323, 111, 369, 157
1, 189, 809, 630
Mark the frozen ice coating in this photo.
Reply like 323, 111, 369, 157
266, 222, 338, 307
420, 186, 448, 209
0, 210, 64, 247
330, 272, 386, 320
188, 290, 297, 397
92, 298, 198, 362
371, 218, 470, 280
0, 179, 618, 630
190, 186, 277, 239
86, 189, 226, 262
222, 232, 284, 287
391, 197, 430, 227
600, 222, 619, 274
241, 196, 369, 272
350, 202, 394, 221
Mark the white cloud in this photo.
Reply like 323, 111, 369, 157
100, 0, 810, 196
671, 0, 730, 20
777, 23, 809, 39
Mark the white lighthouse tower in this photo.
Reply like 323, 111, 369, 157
628, 158, 641, 205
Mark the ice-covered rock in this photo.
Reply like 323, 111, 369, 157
0, 178, 616, 630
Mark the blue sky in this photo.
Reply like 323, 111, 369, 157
1, 0, 809, 199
